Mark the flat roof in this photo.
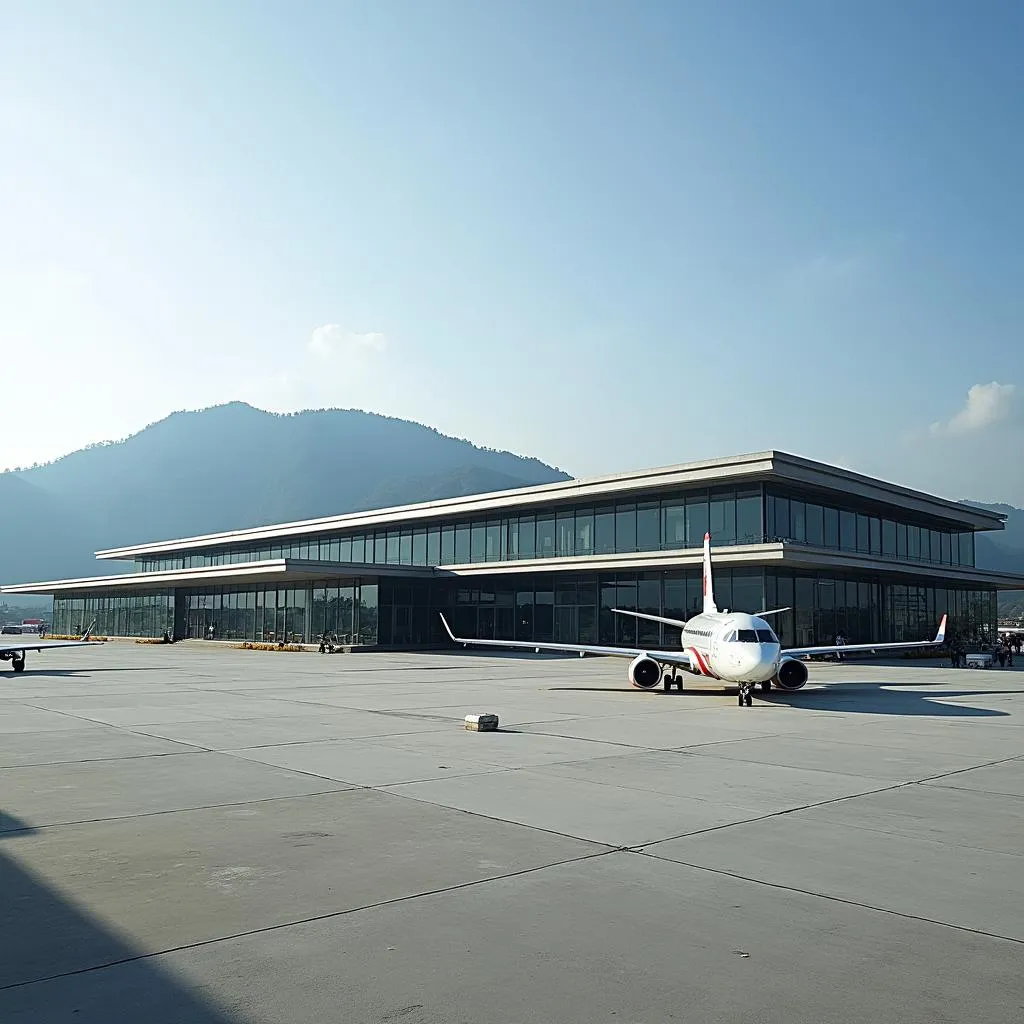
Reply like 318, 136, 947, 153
92, 451, 1007, 561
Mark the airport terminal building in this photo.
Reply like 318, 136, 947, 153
6, 451, 1023, 651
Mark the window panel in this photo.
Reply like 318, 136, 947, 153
637, 502, 660, 552
350, 534, 365, 563
790, 501, 806, 543
455, 523, 471, 563
517, 516, 536, 559
412, 529, 427, 566
662, 502, 685, 549
709, 492, 736, 545
536, 514, 556, 559
486, 521, 502, 561
427, 527, 441, 566
374, 533, 387, 564
399, 530, 413, 565
594, 506, 615, 554
839, 510, 856, 551
882, 519, 896, 557
686, 493, 709, 546
823, 506, 839, 549
735, 490, 761, 545
470, 521, 486, 562
615, 504, 637, 552
805, 504, 824, 546
440, 525, 455, 564
897, 523, 907, 560
575, 509, 594, 555
556, 511, 575, 557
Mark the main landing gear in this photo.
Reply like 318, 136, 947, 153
663, 672, 684, 693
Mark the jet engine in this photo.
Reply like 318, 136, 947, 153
628, 655, 663, 689
774, 657, 808, 691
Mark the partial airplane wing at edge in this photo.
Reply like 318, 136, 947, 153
439, 614, 694, 668
0, 622, 102, 654
784, 615, 947, 659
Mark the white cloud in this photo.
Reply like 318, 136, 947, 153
308, 324, 387, 358
930, 381, 1017, 435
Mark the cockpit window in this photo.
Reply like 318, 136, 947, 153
737, 629, 759, 642
723, 630, 736, 642
756, 628, 778, 643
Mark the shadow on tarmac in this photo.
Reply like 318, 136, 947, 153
0, 820, 241, 1021
762, 684, 1015, 717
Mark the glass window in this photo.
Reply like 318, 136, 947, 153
756, 628, 777, 643
839, 510, 856, 550
575, 509, 594, 555
427, 527, 441, 565
823, 506, 839, 549
486, 521, 502, 561
517, 516, 536, 559
615, 504, 637, 552
594, 506, 615, 554
637, 503, 660, 552
772, 495, 790, 541
351, 535, 365, 563
536, 514, 556, 559
399, 531, 413, 565
662, 502, 685, 549
731, 570, 763, 616
439, 525, 455, 564
709, 492, 736, 545
374, 533, 387, 564
455, 523, 471, 563
805, 504, 824, 546
897, 523, 907, 560
929, 529, 941, 563
959, 532, 974, 567
412, 529, 427, 566
471, 521, 486, 562
869, 517, 880, 556
686, 493, 709, 546
882, 519, 896, 557
908, 525, 921, 561
941, 532, 952, 565
737, 629, 758, 642
735, 490, 761, 545
790, 501, 806, 543
556, 511, 575, 557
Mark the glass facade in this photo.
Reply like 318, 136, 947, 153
132, 483, 976, 576
766, 490, 974, 568
51, 571, 997, 650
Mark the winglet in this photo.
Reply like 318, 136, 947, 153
81, 620, 96, 641
439, 613, 458, 643
934, 614, 947, 645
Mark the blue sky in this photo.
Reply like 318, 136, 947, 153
2, 1, 1021, 503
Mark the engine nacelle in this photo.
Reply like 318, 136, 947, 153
628, 655, 663, 689
774, 657, 808, 691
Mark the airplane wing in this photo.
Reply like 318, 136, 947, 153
783, 615, 947, 659
0, 638, 100, 653
0, 622, 101, 654
439, 614, 694, 668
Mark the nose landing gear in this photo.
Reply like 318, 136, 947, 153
737, 682, 753, 707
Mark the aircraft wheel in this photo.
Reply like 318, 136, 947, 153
737, 693, 744, 707
744, 691, 753, 706
760, 680, 772, 694
13, 657, 26, 673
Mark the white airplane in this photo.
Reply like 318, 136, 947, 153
440, 533, 947, 707
0, 623, 101, 674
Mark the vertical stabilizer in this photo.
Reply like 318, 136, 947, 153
702, 533, 718, 614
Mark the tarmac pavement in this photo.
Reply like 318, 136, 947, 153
1, 641, 1022, 1022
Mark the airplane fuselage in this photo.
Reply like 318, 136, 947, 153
676, 611, 782, 684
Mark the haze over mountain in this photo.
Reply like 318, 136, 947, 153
0, 403, 569, 587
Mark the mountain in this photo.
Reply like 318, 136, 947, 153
967, 501, 1024, 619
0, 403, 570, 586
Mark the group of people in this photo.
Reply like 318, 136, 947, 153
947, 632, 1019, 668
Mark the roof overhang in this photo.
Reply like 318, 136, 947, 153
0, 559, 435, 596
